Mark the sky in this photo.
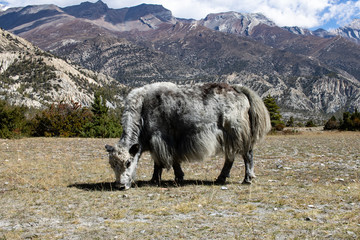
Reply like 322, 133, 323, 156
1, 0, 360, 30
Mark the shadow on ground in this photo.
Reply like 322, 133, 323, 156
68, 179, 225, 191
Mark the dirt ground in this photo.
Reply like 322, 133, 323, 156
0, 131, 359, 239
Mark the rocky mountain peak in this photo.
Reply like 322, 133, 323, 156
201, 11, 276, 36
61, 2, 173, 23
330, 19, 360, 44
62, 0, 109, 20
125, 3, 173, 22
311, 28, 336, 38
282, 26, 312, 36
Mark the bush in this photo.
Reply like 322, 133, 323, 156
0, 100, 31, 138
274, 121, 285, 131
324, 116, 339, 130
286, 116, 295, 127
33, 101, 93, 137
0, 92, 123, 138
340, 109, 360, 131
305, 120, 316, 127
32, 93, 123, 138
82, 113, 122, 138
324, 109, 360, 131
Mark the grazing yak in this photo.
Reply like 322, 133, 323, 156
105, 82, 271, 190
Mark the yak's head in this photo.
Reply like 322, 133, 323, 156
105, 144, 141, 190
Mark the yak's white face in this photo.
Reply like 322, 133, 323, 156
105, 144, 140, 190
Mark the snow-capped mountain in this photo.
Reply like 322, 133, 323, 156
200, 12, 276, 36
331, 19, 360, 44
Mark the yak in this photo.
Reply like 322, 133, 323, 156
105, 82, 271, 190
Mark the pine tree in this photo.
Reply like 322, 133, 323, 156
91, 92, 108, 116
286, 116, 295, 127
82, 92, 122, 138
263, 95, 284, 130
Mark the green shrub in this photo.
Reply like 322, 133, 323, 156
286, 116, 295, 127
81, 113, 122, 138
305, 120, 316, 127
0, 100, 31, 138
340, 109, 360, 131
33, 101, 93, 137
324, 116, 339, 130
0, 94, 123, 138
324, 109, 360, 131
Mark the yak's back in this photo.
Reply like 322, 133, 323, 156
121, 82, 270, 153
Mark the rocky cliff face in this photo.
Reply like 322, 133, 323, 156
0, 28, 125, 108
56, 34, 208, 85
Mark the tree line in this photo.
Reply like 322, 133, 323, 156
263, 95, 359, 131
263, 95, 316, 131
324, 110, 360, 131
0, 93, 122, 139
1, 93, 359, 139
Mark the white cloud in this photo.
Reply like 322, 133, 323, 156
2, 0, 360, 29
321, 0, 360, 26
252, 0, 331, 27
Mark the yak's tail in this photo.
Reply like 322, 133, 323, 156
233, 86, 272, 146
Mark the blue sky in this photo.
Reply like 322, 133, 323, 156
1, 0, 359, 30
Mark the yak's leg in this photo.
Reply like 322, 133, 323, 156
242, 150, 255, 184
173, 162, 184, 183
215, 153, 235, 184
150, 163, 163, 186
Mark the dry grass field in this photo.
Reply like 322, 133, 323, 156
0, 131, 359, 239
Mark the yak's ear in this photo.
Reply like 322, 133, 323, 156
129, 144, 140, 157
105, 144, 114, 152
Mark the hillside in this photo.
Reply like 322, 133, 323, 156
55, 34, 207, 85
56, 18, 360, 117
0, 28, 125, 108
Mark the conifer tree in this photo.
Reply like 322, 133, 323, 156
82, 92, 122, 138
286, 116, 295, 127
263, 95, 284, 130
91, 92, 108, 116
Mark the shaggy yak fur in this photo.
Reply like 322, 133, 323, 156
105, 82, 271, 190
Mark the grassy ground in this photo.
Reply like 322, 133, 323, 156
0, 131, 359, 239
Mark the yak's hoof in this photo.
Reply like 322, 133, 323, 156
215, 177, 227, 185
241, 180, 252, 185
150, 178, 161, 186
174, 177, 184, 184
